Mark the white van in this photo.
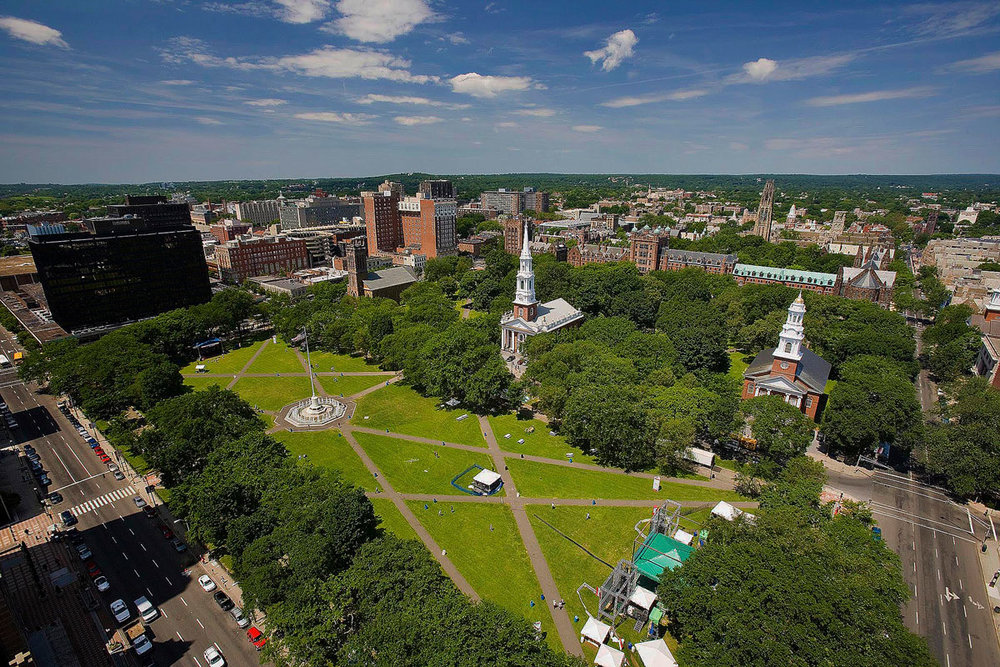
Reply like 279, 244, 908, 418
134, 596, 159, 624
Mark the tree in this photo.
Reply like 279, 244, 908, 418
739, 396, 813, 464
562, 386, 658, 471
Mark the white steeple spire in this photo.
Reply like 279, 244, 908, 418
774, 290, 806, 362
514, 223, 536, 307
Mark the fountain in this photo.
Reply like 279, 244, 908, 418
284, 327, 346, 427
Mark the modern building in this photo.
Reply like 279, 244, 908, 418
500, 227, 584, 357
278, 195, 360, 230
0, 255, 38, 292
522, 187, 550, 213
27, 197, 211, 334
398, 195, 458, 259
235, 199, 281, 226
481, 189, 523, 216
363, 191, 402, 254
214, 235, 310, 284
285, 225, 366, 265
419, 179, 455, 200
741, 292, 830, 420
733, 264, 838, 295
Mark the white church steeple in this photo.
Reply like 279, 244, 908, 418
774, 290, 806, 362
514, 224, 536, 307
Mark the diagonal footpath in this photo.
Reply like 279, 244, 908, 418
225, 339, 271, 390
479, 415, 583, 658
340, 427, 479, 601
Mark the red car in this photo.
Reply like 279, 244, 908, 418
247, 626, 267, 650
99, 455, 112, 464
94, 447, 104, 456
85, 560, 101, 578
158, 524, 174, 540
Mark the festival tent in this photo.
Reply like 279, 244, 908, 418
580, 617, 611, 646
594, 644, 625, 667
635, 639, 678, 667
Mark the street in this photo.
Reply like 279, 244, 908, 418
1, 376, 265, 667
825, 464, 1000, 667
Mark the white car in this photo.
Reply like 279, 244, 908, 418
110, 599, 130, 624
133, 633, 153, 655
94, 576, 110, 592
204, 646, 226, 667
198, 575, 217, 592
133, 496, 147, 508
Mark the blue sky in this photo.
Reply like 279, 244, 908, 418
1, 0, 998, 183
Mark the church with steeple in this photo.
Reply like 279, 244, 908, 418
740, 292, 831, 420
500, 226, 584, 359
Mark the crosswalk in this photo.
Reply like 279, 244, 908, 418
69, 486, 135, 516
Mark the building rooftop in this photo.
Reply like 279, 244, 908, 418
364, 265, 418, 291
745, 347, 831, 394
0, 255, 36, 277
734, 263, 837, 287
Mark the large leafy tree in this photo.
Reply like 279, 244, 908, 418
740, 396, 813, 464
562, 385, 658, 470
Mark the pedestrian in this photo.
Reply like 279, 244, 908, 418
586, 512, 590, 520
551, 503, 555, 510
490, 524, 494, 532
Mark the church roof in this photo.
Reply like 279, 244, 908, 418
501, 298, 583, 333
744, 347, 831, 394
364, 266, 417, 291
840, 266, 896, 289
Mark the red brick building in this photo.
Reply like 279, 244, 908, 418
209, 221, 251, 244
741, 293, 830, 421
629, 229, 669, 274
502, 217, 532, 255
398, 196, 457, 259
567, 243, 628, 268
363, 191, 402, 254
214, 235, 309, 284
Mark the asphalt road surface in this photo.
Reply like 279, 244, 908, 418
827, 465, 1000, 667
4, 379, 264, 667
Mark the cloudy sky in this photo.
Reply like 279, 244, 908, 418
1, 0, 998, 183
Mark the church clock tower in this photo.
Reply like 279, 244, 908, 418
512, 225, 538, 321
771, 290, 805, 378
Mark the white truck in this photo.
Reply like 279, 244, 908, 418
135, 596, 159, 624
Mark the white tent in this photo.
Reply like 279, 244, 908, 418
580, 617, 610, 646
628, 586, 657, 611
636, 639, 678, 667
472, 469, 502, 487
673, 528, 694, 546
594, 644, 625, 667
711, 500, 743, 521
683, 446, 715, 468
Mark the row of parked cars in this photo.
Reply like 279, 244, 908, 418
23, 443, 52, 489
0, 399, 17, 431
197, 574, 268, 653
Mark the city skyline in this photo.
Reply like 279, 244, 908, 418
1, 0, 999, 183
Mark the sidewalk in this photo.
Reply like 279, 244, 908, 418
971, 505, 1000, 651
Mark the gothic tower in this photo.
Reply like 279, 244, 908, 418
752, 179, 775, 241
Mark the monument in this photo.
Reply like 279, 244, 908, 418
284, 327, 346, 427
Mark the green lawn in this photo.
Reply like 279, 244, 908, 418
407, 501, 560, 651
307, 350, 381, 373
274, 429, 379, 492
246, 341, 306, 374
180, 340, 265, 375
351, 383, 485, 447
183, 376, 228, 392
488, 413, 595, 464
727, 350, 751, 382
507, 459, 746, 502
316, 374, 388, 399
371, 498, 419, 541
231, 376, 313, 411
354, 432, 498, 496
528, 505, 683, 659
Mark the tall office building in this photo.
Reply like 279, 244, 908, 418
363, 191, 402, 253
481, 187, 550, 215
419, 179, 455, 200
278, 195, 361, 230
28, 195, 210, 334
398, 196, 457, 259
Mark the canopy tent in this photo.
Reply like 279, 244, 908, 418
471, 469, 503, 495
635, 639, 678, 667
711, 500, 755, 523
580, 617, 611, 646
628, 586, 657, 611
683, 446, 715, 468
594, 644, 625, 667
673, 529, 694, 546
634, 533, 694, 581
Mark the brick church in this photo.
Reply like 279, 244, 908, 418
741, 292, 831, 420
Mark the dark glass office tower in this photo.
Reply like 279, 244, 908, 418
28, 196, 211, 334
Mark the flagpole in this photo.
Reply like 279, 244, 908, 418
302, 326, 317, 400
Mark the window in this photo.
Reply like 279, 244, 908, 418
784, 342, 791, 353
806, 397, 813, 408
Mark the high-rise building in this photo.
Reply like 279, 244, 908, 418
28, 196, 210, 334
522, 187, 550, 213
502, 217, 532, 254
379, 180, 405, 198
751, 180, 775, 241
214, 235, 310, 284
481, 187, 549, 215
278, 195, 360, 230
363, 191, 402, 254
235, 200, 281, 226
398, 195, 457, 258
419, 179, 455, 200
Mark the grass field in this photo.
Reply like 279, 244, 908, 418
182, 376, 228, 392
370, 498, 419, 541
307, 350, 381, 373
354, 432, 498, 496
727, 350, 751, 382
351, 383, 485, 447
180, 340, 265, 375
316, 374, 388, 398
231, 376, 313, 411
507, 459, 746, 502
246, 341, 306, 374
488, 414, 596, 464
406, 501, 560, 650
274, 429, 379, 492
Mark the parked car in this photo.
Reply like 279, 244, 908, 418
23, 445, 34, 454
204, 646, 226, 667
60, 510, 77, 527
37, 474, 51, 487
76, 544, 92, 560
229, 606, 250, 629
93, 447, 104, 456
85, 561, 102, 578
110, 599, 130, 624
158, 524, 173, 540
132, 633, 153, 656
213, 591, 234, 611
198, 575, 217, 592
107, 463, 119, 473
47, 492, 63, 505
99, 455, 112, 464
142, 505, 156, 518
170, 537, 187, 553
94, 575, 111, 592
247, 626, 267, 650
135, 596, 159, 624
113, 470, 125, 481
133, 496, 147, 509
26, 452, 40, 463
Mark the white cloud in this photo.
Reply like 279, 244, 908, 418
947, 50, 1000, 73
394, 115, 443, 126
446, 32, 470, 45
324, 0, 434, 43
572, 124, 602, 133
584, 29, 637, 71
0, 16, 69, 48
742, 57, 778, 82
356, 93, 470, 109
910, 2, 1000, 37
196, 117, 224, 125
495, 121, 519, 128
449, 72, 536, 97
160, 79, 195, 86
274, 0, 331, 23
805, 86, 934, 107
245, 98, 288, 106
294, 111, 376, 124
764, 137, 865, 156
600, 88, 708, 108
513, 108, 557, 117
